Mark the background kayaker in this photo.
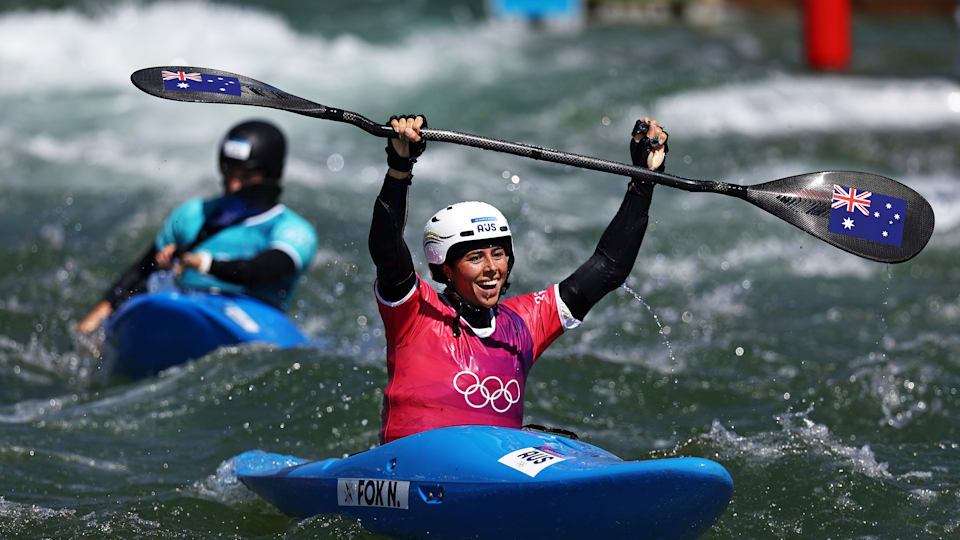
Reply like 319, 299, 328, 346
77, 119, 318, 334
369, 114, 667, 443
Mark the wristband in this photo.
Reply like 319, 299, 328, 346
385, 143, 417, 172
195, 251, 213, 274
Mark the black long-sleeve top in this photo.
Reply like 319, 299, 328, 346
102, 246, 295, 309
368, 175, 655, 322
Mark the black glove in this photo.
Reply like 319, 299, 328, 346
629, 119, 668, 172
385, 114, 428, 172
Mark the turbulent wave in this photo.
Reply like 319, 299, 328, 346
654, 75, 960, 138
0, 1, 528, 98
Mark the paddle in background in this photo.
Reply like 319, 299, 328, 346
133, 67, 935, 264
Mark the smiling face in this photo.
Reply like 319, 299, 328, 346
443, 245, 509, 309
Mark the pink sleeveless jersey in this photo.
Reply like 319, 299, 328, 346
376, 275, 571, 443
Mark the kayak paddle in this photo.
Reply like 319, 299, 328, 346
131, 66, 935, 264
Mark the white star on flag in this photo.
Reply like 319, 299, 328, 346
842, 217, 855, 229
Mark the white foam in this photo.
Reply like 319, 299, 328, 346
704, 409, 893, 480
908, 488, 939, 503
0, 497, 77, 520
0, 2, 540, 188
777, 409, 893, 479
0, 496, 160, 531
0, 333, 98, 393
703, 419, 785, 459
190, 456, 262, 506
653, 75, 960, 137
0, 2, 528, 98
20, 130, 186, 178
721, 235, 877, 279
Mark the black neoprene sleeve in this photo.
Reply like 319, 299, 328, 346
208, 249, 296, 287
103, 245, 159, 308
558, 180, 655, 321
369, 174, 417, 302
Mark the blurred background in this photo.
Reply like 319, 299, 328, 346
1, 0, 959, 538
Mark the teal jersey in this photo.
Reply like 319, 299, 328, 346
156, 197, 317, 310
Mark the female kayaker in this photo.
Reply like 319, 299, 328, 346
369, 114, 667, 443
77, 119, 318, 334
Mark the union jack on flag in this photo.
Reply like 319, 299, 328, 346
161, 70, 202, 82
831, 184, 872, 215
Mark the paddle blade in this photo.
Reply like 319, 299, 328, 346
743, 171, 934, 263
130, 66, 331, 118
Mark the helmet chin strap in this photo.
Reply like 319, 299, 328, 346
442, 286, 466, 339
442, 268, 511, 338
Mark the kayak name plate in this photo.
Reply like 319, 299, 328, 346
498, 446, 569, 477
337, 478, 410, 509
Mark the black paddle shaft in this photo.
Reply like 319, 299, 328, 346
418, 128, 739, 195
130, 66, 934, 263
130, 66, 731, 194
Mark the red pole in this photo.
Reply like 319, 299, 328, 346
805, 0, 851, 71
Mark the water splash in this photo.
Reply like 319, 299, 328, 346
620, 283, 677, 369
873, 265, 927, 429
189, 452, 286, 507
702, 406, 893, 480
877, 265, 893, 356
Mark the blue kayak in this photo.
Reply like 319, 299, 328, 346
104, 289, 311, 379
232, 425, 733, 539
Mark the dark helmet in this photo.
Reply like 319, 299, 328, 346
218, 120, 286, 182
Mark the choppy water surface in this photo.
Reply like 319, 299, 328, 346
2, 2, 959, 538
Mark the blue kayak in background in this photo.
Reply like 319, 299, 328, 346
104, 289, 311, 379
232, 425, 733, 539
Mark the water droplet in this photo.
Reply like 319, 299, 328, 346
621, 284, 676, 366
326, 153, 345, 172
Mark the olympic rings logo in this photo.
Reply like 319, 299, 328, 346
453, 370, 520, 413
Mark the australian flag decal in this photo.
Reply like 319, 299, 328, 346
828, 184, 906, 247
161, 71, 241, 96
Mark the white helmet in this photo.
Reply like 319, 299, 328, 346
423, 201, 513, 283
